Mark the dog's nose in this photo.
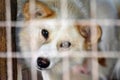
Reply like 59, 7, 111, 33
37, 57, 50, 69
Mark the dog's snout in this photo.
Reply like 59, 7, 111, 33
37, 57, 50, 69
60, 41, 71, 48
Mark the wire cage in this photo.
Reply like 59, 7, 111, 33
0, 0, 120, 80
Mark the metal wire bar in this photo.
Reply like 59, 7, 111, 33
5, 0, 13, 80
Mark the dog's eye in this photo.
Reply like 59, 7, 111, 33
41, 29, 49, 39
60, 41, 71, 48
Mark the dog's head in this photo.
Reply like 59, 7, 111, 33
19, 1, 102, 72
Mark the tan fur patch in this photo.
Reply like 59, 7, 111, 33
75, 23, 102, 50
98, 58, 107, 67
23, 1, 56, 20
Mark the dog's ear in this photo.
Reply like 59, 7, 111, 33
23, 1, 55, 20
76, 23, 102, 50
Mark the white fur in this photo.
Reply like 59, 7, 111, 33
19, 0, 120, 80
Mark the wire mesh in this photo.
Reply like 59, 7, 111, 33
0, 0, 120, 80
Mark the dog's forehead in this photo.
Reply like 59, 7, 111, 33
27, 20, 78, 31
27, 20, 58, 29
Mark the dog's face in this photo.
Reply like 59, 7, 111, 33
19, 1, 102, 73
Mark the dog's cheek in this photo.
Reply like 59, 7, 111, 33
19, 28, 31, 51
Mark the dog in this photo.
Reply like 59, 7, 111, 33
19, 0, 120, 80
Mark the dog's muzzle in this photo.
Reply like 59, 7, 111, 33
37, 57, 50, 69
